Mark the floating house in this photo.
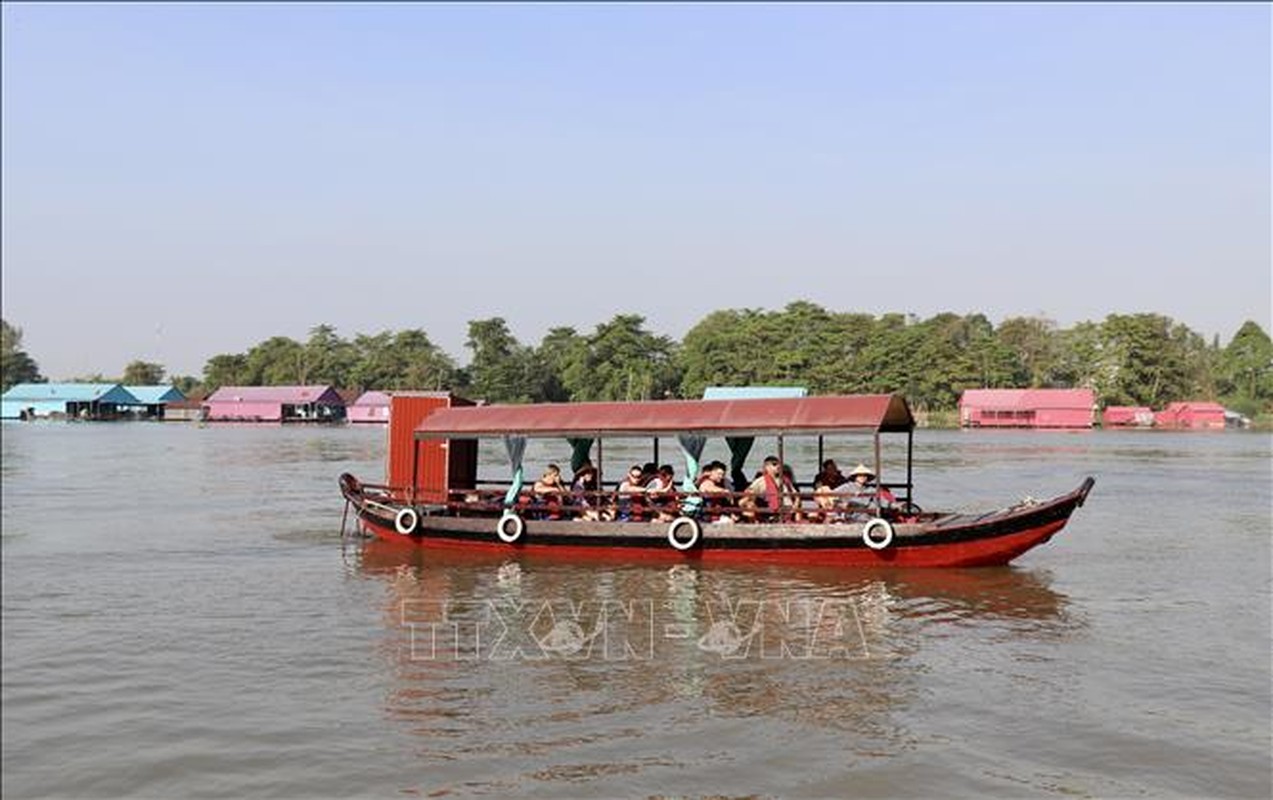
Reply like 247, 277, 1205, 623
202, 385, 345, 423
123, 385, 187, 420
1, 383, 140, 420
162, 399, 206, 422
1101, 406, 1154, 428
959, 389, 1096, 429
348, 391, 392, 424
1154, 401, 1226, 430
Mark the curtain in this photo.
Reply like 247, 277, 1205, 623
725, 436, 754, 493
677, 434, 708, 514
503, 435, 527, 508
567, 438, 594, 473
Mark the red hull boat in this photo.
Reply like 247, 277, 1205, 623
338, 393, 1095, 568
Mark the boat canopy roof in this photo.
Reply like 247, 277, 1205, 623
414, 394, 914, 439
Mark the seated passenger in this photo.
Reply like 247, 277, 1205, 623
571, 461, 603, 521
646, 464, 677, 521
780, 463, 804, 522
616, 464, 648, 521
697, 460, 734, 521
813, 459, 849, 519
739, 456, 782, 521
840, 464, 894, 516
533, 463, 571, 520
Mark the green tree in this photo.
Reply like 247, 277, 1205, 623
303, 324, 357, 388
1, 319, 44, 391
170, 375, 202, 396
465, 318, 536, 403
565, 314, 680, 401
348, 329, 457, 391
1219, 320, 1273, 407
1098, 313, 1194, 406
202, 353, 250, 391
997, 316, 1059, 387
532, 327, 587, 402
245, 336, 306, 385
121, 360, 166, 385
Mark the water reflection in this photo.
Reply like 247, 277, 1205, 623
352, 541, 1077, 768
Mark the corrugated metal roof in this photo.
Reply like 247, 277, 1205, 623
702, 386, 808, 400
960, 388, 1094, 410
124, 385, 186, 404
415, 394, 914, 439
351, 391, 391, 407
204, 385, 343, 404
0, 383, 138, 404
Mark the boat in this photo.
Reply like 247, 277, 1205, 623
338, 393, 1095, 568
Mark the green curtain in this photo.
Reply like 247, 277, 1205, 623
503, 435, 527, 508
567, 438, 594, 473
725, 436, 754, 492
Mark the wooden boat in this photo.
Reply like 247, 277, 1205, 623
338, 394, 1095, 568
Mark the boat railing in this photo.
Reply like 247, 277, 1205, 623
432, 486, 911, 524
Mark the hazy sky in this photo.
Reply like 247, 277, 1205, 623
2, 3, 1269, 379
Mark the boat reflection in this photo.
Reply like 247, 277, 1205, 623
351, 540, 1077, 748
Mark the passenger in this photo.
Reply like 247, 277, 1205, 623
739, 456, 782, 521
533, 463, 571, 520
841, 463, 894, 515
646, 464, 677, 521
640, 462, 658, 487
617, 464, 647, 521
780, 463, 804, 522
571, 461, 602, 521
813, 459, 849, 519
697, 460, 733, 521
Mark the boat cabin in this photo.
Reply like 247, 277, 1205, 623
391, 394, 918, 523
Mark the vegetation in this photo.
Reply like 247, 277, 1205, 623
5, 307, 1270, 416
1, 319, 44, 392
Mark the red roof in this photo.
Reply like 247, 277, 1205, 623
414, 394, 914, 439
960, 388, 1094, 410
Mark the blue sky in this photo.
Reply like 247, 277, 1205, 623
3, 3, 1269, 379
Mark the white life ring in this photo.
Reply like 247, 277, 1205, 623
394, 507, 419, 535
497, 512, 525, 544
862, 517, 894, 550
667, 516, 702, 551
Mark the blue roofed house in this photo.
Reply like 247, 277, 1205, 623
1, 383, 140, 420
123, 385, 187, 420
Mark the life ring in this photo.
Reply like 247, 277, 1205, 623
394, 507, 419, 535
862, 517, 894, 550
497, 512, 525, 544
667, 516, 701, 551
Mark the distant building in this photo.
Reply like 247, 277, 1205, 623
959, 389, 1096, 429
1102, 406, 1154, 428
123, 385, 187, 420
348, 391, 391, 423
702, 386, 808, 400
1, 383, 139, 420
202, 385, 345, 423
1154, 401, 1226, 430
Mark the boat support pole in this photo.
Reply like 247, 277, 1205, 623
906, 428, 914, 507
873, 432, 882, 517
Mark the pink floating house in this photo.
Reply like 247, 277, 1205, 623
1102, 406, 1155, 428
959, 389, 1096, 429
347, 391, 391, 424
202, 385, 345, 423
1154, 401, 1226, 430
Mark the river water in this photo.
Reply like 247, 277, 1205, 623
2, 423, 1269, 798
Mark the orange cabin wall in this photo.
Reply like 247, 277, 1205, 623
385, 394, 476, 502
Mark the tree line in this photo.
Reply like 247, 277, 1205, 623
3, 306, 1271, 416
